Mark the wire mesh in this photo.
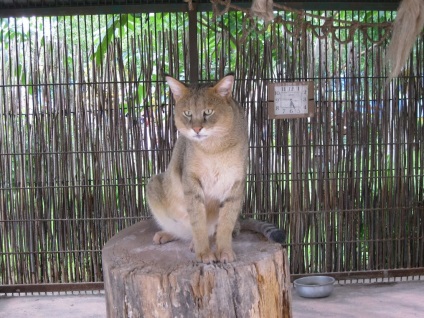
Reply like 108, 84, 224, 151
0, 8, 423, 290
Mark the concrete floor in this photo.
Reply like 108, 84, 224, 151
292, 280, 424, 318
1, 280, 423, 318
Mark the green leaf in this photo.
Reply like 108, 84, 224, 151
92, 14, 130, 66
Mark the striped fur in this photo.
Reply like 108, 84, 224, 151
239, 218, 286, 243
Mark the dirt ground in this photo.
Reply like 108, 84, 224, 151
1, 280, 423, 317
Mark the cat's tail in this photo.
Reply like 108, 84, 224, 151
240, 218, 286, 243
386, 0, 424, 81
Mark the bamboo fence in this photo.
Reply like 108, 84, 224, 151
0, 10, 423, 288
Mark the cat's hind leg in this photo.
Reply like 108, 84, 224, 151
147, 174, 177, 244
147, 173, 192, 244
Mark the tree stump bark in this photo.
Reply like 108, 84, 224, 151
102, 220, 292, 318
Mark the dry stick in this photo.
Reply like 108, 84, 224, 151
115, 40, 127, 229
33, 44, 43, 284
4, 45, 11, 283
88, 37, 101, 277
2, 47, 13, 284
128, 67, 136, 221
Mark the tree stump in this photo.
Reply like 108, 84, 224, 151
102, 220, 292, 318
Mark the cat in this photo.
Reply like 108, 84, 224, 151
146, 74, 284, 264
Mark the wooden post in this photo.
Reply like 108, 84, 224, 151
188, 3, 198, 83
102, 220, 292, 318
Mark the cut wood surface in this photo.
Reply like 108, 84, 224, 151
102, 219, 292, 318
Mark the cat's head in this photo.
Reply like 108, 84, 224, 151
165, 75, 236, 141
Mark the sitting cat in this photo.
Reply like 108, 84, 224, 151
146, 74, 284, 264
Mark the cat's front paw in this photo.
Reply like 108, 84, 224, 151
216, 248, 236, 263
196, 250, 217, 264
153, 231, 175, 244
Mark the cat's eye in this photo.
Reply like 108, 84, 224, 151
203, 109, 214, 117
183, 110, 192, 118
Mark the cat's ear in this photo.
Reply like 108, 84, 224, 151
165, 76, 187, 101
214, 74, 234, 97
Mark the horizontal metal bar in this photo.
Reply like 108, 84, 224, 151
275, 1, 400, 11
0, 4, 188, 18
0, 282, 104, 294
0, 1, 400, 18
1, 269, 422, 294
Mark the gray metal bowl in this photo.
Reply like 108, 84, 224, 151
294, 276, 335, 298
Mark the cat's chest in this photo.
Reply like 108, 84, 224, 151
196, 156, 243, 198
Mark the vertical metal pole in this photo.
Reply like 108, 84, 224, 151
188, 3, 199, 83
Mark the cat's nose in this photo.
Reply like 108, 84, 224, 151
193, 126, 203, 134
